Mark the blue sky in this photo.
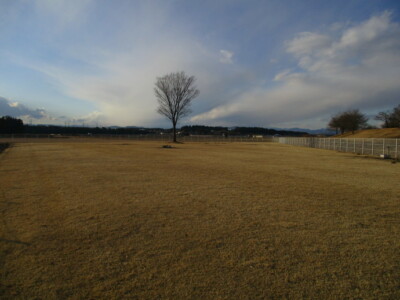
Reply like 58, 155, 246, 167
0, 0, 399, 128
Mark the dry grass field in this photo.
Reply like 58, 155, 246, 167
1, 140, 399, 299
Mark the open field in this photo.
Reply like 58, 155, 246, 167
1, 141, 399, 299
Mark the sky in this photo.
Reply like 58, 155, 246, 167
0, 0, 400, 129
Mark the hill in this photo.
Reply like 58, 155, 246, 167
334, 128, 400, 138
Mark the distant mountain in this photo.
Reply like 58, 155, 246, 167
272, 127, 335, 135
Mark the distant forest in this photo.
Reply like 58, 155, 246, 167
0, 116, 308, 136
0, 116, 24, 134
180, 125, 307, 137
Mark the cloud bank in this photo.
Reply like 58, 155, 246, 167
0, 97, 47, 120
0, 96, 106, 126
191, 11, 400, 128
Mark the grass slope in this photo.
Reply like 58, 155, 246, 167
1, 141, 399, 299
335, 128, 400, 138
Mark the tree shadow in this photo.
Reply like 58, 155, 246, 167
0, 238, 30, 246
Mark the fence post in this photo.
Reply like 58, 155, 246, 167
362, 139, 364, 154
383, 139, 385, 155
354, 138, 356, 153
396, 139, 398, 160
372, 139, 374, 156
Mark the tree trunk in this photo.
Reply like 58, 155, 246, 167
173, 123, 177, 143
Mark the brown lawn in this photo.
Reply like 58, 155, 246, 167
1, 140, 399, 299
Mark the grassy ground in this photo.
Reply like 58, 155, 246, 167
1, 141, 399, 299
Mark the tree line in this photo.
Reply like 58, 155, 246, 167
0, 117, 307, 137
0, 116, 24, 134
181, 125, 307, 136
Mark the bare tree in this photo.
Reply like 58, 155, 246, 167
155, 71, 199, 142
375, 104, 400, 128
374, 111, 391, 128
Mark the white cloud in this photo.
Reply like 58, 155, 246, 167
191, 11, 400, 128
286, 32, 332, 57
219, 49, 234, 64
339, 11, 392, 48
273, 69, 292, 81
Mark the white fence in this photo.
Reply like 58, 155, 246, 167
276, 137, 400, 159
